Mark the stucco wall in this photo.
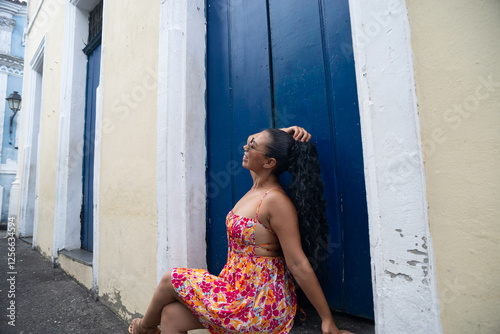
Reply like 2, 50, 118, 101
406, 1, 500, 332
21, 0, 66, 257
97, 1, 160, 320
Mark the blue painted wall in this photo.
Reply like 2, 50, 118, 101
11, 15, 25, 58
3, 75, 22, 161
0, 13, 25, 222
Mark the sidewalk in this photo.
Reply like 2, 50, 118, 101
0, 231, 127, 334
0, 231, 374, 334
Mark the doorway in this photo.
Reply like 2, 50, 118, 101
206, 0, 373, 319
81, 1, 102, 252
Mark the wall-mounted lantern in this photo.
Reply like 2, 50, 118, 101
5, 91, 22, 136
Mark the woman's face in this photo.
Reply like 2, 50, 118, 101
242, 131, 270, 171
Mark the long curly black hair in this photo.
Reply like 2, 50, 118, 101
264, 128, 329, 280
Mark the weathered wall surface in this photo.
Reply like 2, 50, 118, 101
407, 0, 500, 332
97, 0, 160, 320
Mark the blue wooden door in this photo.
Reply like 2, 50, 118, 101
82, 44, 101, 252
207, 0, 373, 319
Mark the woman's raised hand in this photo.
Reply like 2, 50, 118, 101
279, 126, 312, 142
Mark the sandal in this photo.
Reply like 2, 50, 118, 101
128, 318, 160, 334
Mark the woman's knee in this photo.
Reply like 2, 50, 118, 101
158, 270, 178, 299
161, 302, 175, 320
161, 302, 204, 332
160, 270, 173, 287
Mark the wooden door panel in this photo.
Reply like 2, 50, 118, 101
206, 0, 373, 319
82, 44, 101, 252
268, 0, 344, 310
207, 0, 273, 274
319, 0, 373, 318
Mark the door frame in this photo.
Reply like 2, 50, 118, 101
156, 0, 442, 332
18, 36, 45, 244
349, 0, 442, 332
156, 0, 207, 283
81, 41, 101, 252
52, 0, 105, 297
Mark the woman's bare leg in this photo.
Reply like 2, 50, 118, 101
160, 302, 205, 334
129, 270, 180, 333
143, 270, 180, 326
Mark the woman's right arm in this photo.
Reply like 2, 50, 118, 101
265, 193, 353, 334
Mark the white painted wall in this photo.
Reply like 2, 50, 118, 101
7, 176, 18, 219
0, 16, 15, 54
156, 0, 207, 282
348, 0, 442, 332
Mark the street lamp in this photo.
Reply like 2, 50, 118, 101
5, 91, 21, 136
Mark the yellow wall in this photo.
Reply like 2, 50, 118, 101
59, 254, 93, 290
97, 1, 160, 320
21, 0, 160, 320
21, 0, 67, 257
407, 0, 500, 332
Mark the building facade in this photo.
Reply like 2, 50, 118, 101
16, 0, 499, 333
0, 0, 25, 226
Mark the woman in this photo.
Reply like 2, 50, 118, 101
129, 126, 353, 334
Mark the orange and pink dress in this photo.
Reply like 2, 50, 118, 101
171, 189, 297, 333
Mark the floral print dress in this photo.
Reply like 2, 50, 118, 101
171, 189, 297, 333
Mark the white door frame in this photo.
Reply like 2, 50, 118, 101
156, 0, 207, 282
18, 37, 45, 244
348, 0, 442, 332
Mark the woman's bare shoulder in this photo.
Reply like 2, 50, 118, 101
264, 189, 297, 216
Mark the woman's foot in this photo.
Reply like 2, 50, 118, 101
128, 318, 160, 334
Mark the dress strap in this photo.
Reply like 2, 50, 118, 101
255, 188, 281, 232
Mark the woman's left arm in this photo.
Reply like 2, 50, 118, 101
267, 195, 351, 334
